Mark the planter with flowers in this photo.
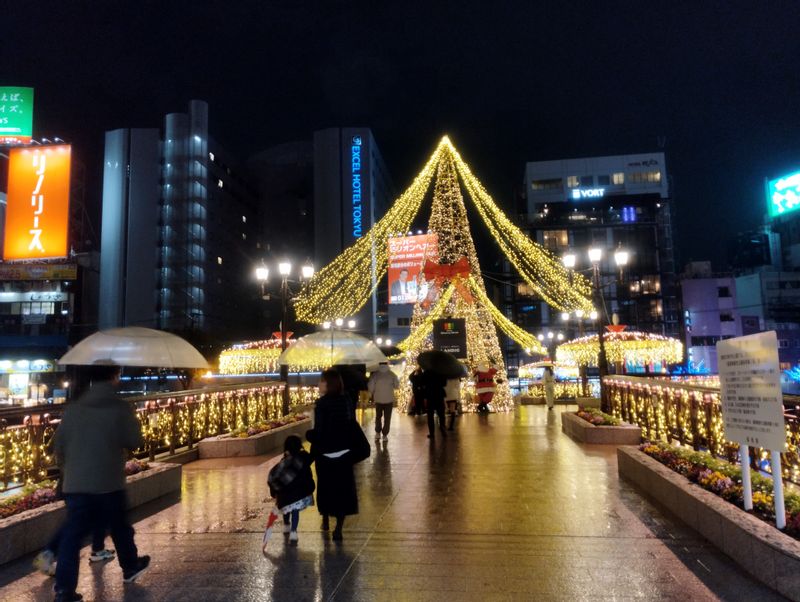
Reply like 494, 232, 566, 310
561, 407, 641, 445
618, 443, 800, 601
0, 460, 180, 566
198, 414, 311, 459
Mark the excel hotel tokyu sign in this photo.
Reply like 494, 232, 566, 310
351, 135, 363, 238
3, 145, 71, 261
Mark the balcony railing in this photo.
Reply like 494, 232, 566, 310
604, 375, 800, 486
0, 382, 318, 492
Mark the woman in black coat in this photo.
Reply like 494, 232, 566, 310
307, 369, 363, 541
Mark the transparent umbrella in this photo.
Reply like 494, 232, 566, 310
59, 327, 209, 369
278, 331, 388, 371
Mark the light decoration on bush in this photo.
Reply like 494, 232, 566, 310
556, 331, 683, 368
294, 136, 593, 324
218, 338, 297, 375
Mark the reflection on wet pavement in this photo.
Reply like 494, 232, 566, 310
0, 406, 787, 601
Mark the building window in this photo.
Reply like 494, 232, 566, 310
209, 152, 215, 162
629, 171, 662, 184
242, 233, 247, 240
718, 286, 731, 297
566, 176, 579, 188
242, 215, 247, 223
542, 229, 569, 252
397, 317, 411, 326
720, 313, 735, 322
580, 175, 593, 186
597, 175, 610, 185
612, 172, 625, 185
779, 339, 790, 348
217, 257, 223, 265
217, 180, 223, 188
532, 178, 563, 191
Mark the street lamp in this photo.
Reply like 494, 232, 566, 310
347, 319, 356, 329
560, 312, 570, 321
255, 259, 313, 416
588, 247, 603, 264
562, 252, 577, 269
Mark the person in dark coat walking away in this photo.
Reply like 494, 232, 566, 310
307, 370, 368, 541
52, 364, 150, 602
423, 369, 448, 440
268, 435, 315, 545
409, 367, 426, 416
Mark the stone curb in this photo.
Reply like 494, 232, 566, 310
561, 411, 641, 445
617, 446, 800, 601
198, 418, 311, 459
0, 462, 181, 567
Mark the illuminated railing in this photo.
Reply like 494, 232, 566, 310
604, 375, 800, 486
0, 382, 318, 492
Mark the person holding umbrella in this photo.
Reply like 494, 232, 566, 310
417, 351, 466, 440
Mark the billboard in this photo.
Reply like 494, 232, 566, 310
0, 87, 34, 145
388, 234, 438, 304
767, 171, 800, 218
0, 263, 77, 280
3, 145, 71, 261
433, 318, 467, 358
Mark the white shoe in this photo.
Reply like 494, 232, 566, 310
283, 523, 291, 534
289, 531, 298, 544
33, 550, 55, 576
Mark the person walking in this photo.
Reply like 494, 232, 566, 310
307, 370, 370, 542
267, 435, 315, 546
33, 522, 113, 577
368, 362, 399, 441
409, 367, 426, 416
423, 369, 447, 440
543, 366, 556, 410
444, 377, 461, 431
52, 363, 150, 602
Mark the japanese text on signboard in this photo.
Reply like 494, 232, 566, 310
717, 331, 786, 450
3, 145, 71, 261
0, 87, 34, 144
388, 234, 438, 305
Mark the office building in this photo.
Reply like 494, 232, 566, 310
505, 152, 678, 367
100, 100, 259, 343
313, 128, 394, 336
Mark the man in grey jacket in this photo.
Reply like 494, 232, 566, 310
368, 362, 399, 441
52, 364, 150, 602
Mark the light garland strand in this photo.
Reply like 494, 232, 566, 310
556, 331, 684, 367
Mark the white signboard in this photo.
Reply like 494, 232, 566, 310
717, 331, 786, 450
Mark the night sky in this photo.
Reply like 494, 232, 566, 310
3, 1, 800, 268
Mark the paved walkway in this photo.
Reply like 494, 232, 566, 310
0, 406, 787, 601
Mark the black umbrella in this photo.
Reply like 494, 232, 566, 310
417, 350, 468, 378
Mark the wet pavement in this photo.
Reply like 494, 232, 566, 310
0, 405, 787, 601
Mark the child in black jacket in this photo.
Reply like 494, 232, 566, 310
268, 435, 315, 545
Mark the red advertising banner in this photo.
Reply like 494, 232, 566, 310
388, 234, 438, 305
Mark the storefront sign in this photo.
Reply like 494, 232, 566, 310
0, 87, 34, 145
0, 291, 67, 302
388, 234, 438, 305
0, 359, 56, 374
717, 331, 786, 449
3, 145, 71, 261
22, 314, 47, 325
351, 136, 363, 238
0, 263, 77, 280
433, 318, 467, 359
767, 170, 800, 218
571, 188, 605, 200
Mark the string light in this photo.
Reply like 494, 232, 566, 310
556, 331, 683, 367
218, 338, 296, 374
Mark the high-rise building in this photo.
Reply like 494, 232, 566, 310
312, 128, 394, 336
99, 101, 259, 343
505, 152, 678, 367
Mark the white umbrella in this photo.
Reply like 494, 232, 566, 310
59, 327, 209, 369
278, 330, 388, 371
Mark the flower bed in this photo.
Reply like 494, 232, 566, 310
199, 415, 311, 459
639, 441, 800, 538
228, 413, 308, 438
576, 407, 621, 426
561, 411, 641, 445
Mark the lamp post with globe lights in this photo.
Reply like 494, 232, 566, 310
255, 259, 314, 415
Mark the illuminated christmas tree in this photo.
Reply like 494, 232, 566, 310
295, 137, 594, 411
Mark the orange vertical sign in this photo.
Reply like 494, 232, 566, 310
3, 145, 71, 261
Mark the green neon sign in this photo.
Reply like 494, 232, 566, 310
0, 87, 34, 144
767, 171, 800, 218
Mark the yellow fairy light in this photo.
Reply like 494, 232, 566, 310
294, 136, 593, 324
556, 331, 683, 367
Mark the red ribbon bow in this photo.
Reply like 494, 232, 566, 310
421, 257, 473, 305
